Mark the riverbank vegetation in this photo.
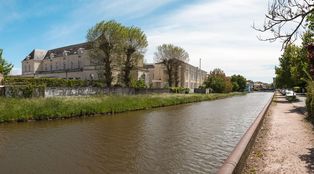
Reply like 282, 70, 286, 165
0, 93, 244, 123
203, 68, 247, 93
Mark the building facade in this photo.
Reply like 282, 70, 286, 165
22, 43, 207, 89
21, 43, 147, 84
149, 62, 207, 88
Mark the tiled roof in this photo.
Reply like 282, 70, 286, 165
43, 42, 90, 59
23, 49, 47, 61
23, 42, 90, 61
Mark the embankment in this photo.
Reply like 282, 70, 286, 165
0, 93, 245, 123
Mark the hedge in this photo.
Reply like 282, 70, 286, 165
4, 77, 105, 88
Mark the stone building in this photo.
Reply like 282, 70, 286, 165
21, 42, 147, 84
22, 42, 207, 89
150, 62, 207, 88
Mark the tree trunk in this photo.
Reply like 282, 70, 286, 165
123, 52, 133, 87
174, 65, 179, 87
166, 64, 173, 87
104, 51, 113, 87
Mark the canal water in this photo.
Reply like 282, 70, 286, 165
0, 92, 273, 174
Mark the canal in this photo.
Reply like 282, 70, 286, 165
0, 92, 273, 174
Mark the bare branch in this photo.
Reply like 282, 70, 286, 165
254, 0, 314, 49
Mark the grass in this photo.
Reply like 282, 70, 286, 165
0, 93, 245, 123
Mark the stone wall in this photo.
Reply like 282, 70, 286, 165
45, 87, 170, 97
45, 87, 103, 97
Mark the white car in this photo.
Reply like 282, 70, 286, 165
285, 90, 296, 100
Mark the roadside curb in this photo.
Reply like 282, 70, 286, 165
217, 92, 275, 174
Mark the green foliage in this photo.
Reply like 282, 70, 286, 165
87, 20, 124, 87
275, 32, 313, 89
231, 74, 247, 92
130, 79, 146, 89
0, 49, 13, 76
5, 85, 45, 98
121, 26, 148, 87
4, 77, 105, 88
306, 81, 314, 123
170, 87, 189, 94
204, 68, 233, 93
154, 44, 189, 87
0, 93, 245, 123
87, 20, 148, 87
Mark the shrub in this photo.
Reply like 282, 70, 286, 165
306, 81, 314, 123
170, 87, 189, 94
4, 77, 105, 88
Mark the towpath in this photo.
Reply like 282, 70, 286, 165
243, 93, 314, 174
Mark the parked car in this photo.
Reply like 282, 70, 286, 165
285, 90, 296, 101
280, 89, 287, 95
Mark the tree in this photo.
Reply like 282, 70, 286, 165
204, 68, 233, 93
87, 20, 124, 87
231, 74, 247, 92
154, 44, 189, 87
0, 49, 13, 76
254, 0, 314, 49
120, 26, 148, 87
275, 44, 299, 88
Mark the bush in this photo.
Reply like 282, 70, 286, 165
4, 77, 105, 88
170, 87, 189, 94
306, 81, 314, 123
5, 85, 45, 98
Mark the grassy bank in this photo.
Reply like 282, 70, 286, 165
0, 93, 245, 123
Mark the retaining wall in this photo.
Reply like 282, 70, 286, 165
217, 92, 275, 174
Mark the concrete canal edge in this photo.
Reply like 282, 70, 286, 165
217, 92, 275, 174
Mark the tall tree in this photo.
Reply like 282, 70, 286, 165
254, 0, 314, 49
231, 74, 247, 92
204, 68, 233, 93
154, 44, 189, 87
120, 26, 148, 87
0, 49, 13, 76
275, 44, 299, 88
87, 20, 123, 87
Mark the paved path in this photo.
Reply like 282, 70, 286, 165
243, 93, 314, 174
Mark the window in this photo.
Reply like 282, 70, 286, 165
78, 60, 81, 68
63, 62, 66, 69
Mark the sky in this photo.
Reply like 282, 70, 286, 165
0, 0, 283, 83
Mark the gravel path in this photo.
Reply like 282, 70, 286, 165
243, 93, 314, 174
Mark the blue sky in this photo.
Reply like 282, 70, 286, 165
0, 0, 282, 83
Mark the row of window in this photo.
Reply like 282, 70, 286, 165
23, 60, 83, 73
44, 61, 82, 71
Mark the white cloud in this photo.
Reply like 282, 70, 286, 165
9, 67, 21, 75
144, 0, 282, 83
44, 0, 177, 47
